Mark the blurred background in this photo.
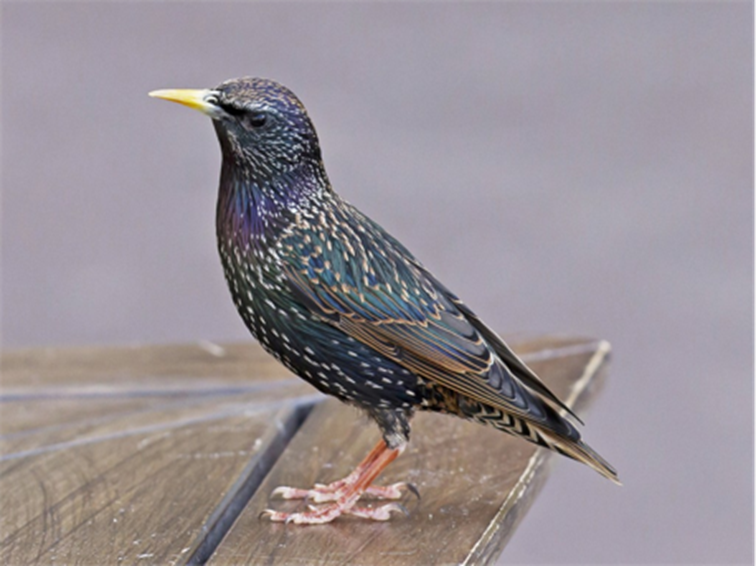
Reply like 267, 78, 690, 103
2, 2, 752, 564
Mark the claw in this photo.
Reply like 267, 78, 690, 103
405, 482, 421, 500
259, 508, 284, 521
391, 503, 411, 517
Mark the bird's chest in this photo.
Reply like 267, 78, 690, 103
217, 237, 293, 349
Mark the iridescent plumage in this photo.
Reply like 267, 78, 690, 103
151, 77, 619, 524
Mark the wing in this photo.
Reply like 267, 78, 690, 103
417, 270, 583, 423
279, 201, 577, 435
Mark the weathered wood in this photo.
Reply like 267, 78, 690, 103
207, 337, 610, 566
0, 343, 317, 566
0, 337, 611, 566
1, 342, 292, 391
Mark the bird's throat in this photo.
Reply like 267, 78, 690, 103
215, 157, 327, 249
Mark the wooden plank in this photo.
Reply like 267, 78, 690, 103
1, 342, 293, 391
0, 342, 318, 566
207, 336, 611, 566
0, 403, 306, 566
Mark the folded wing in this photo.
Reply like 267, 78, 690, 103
279, 203, 579, 439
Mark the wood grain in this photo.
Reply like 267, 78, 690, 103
1, 342, 292, 391
0, 343, 316, 566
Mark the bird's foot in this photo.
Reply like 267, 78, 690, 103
271, 480, 417, 502
261, 439, 409, 524
261, 501, 408, 524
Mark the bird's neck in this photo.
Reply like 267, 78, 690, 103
216, 157, 328, 249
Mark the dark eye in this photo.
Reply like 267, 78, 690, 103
246, 111, 268, 128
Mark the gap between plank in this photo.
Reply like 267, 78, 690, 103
185, 400, 318, 566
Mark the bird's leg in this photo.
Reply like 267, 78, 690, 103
271, 439, 414, 502
263, 439, 408, 524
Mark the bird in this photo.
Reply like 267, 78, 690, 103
149, 77, 619, 525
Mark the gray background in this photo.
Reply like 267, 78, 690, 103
2, 2, 752, 564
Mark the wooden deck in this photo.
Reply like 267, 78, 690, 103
0, 336, 610, 565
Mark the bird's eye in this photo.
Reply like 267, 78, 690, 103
247, 111, 268, 129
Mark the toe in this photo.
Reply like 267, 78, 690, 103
347, 502, 409, 521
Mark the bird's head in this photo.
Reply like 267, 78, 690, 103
150, 77, 322, 179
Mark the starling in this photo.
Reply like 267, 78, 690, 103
150, 77, 619, 525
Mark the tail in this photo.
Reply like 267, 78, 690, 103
537, 426, 621, 485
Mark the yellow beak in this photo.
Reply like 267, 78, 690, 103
148, 88, 219, 116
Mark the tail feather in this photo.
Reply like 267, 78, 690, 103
537, 426, 621, 485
